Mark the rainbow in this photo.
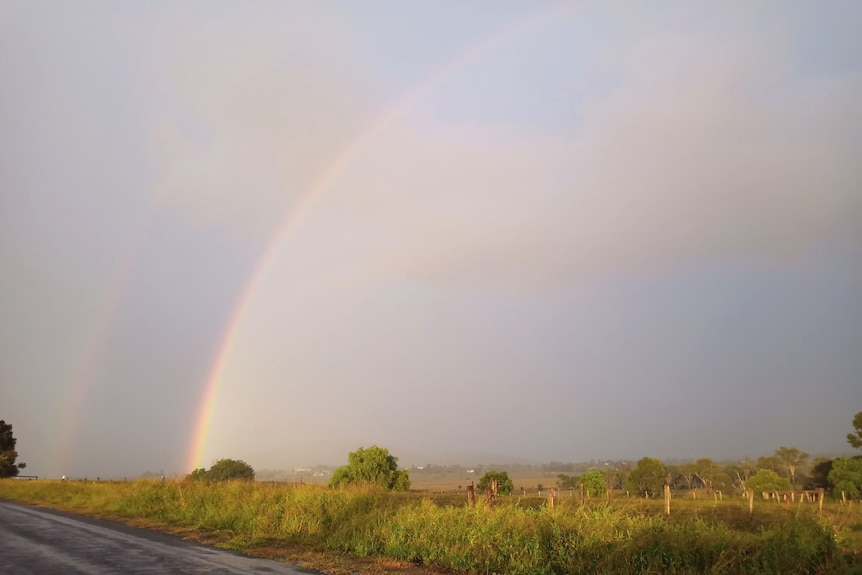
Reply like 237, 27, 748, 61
185, 0, 582, 472
53, 222, 147, 477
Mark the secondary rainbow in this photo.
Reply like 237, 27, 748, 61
186, 0, 583, 472
53, 221, 147, 478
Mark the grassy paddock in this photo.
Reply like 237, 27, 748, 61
1, 479, 860, 574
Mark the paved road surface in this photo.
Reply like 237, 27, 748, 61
0, 500, 318, 574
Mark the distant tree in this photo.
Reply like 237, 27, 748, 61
625, 457, 666, 498
827, 457, 862, 499
605, 462, 633, 491
556, 473, 578, 490
186, 459, 254, 481
773, 447, 809, 489
678, 463, 697, 490
691, 458, 720, 491
0, 420, 26, 478
329, 446, 410, 491
477, 470, 514, 495
664, 465, 688, 489
808, 458, 834, 490
579, 470, 607, 497
726, 459, 756, 492
207, 458, 255, 481
187, 468, 208, 481
543, 461, 575, 473
756, 455, 782, 475
746, 469, 792, 493
848, 412, 862, 451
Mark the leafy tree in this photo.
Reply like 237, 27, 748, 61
187, 468, 208, 481
808, 458, 834, 490
0, 420, 26, 478
625, 457, 666, 498
556, 473, 578, 490
692, 458, 720, 491
477, 470, 514, 495
746, 469, 792, 493
207, 458, 255, 481
579, 470, 607, 497
186, 459, 254, 481
726, 459, 757, 492
827, 457, 862, 499
329, 445, 410, 491
773, 446, 808, 489
604, 467, 627, 490
756, 455, 782, 475
848, 411, 862, 451
678, 462, 697, 490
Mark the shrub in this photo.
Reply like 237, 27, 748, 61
828, 457, 862, 499
746, 469, 791, 492
477, 470, 514, 495
186, 459, 255, 481
330, 446, 410, 491
579, 470, 607, 497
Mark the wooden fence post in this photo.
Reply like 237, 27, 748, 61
467, 482, 476, 507
486, 478, 498, 505
748, 488, 754, 517
548, 488, 555, 509
664, 484, 671, 516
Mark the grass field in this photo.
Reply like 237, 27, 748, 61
2, 478, 861, 574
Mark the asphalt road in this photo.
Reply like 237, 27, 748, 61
0, 500, 319, 575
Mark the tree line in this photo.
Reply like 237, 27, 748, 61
2, 411, 860, 496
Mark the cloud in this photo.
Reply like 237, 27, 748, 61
144, 4, 377, 247
326, 25, 862, 291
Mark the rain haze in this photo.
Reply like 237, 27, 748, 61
1, 1, 861, 479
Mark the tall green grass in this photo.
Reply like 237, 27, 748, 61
1, 479, 858, 574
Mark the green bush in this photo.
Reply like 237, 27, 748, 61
828, 457, 862, 499
746, 469, 792, 493
330, 446, 410, 491
186, 459, 255, 481
477, 470, 514, 495
579, 470, 607, 497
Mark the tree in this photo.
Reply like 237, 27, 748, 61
0, 420, 26, 478
207, 458, 255, 481
773, 446, 809, 489
186, 459, 254, 481
726, 459, 756, 492
579, 470, 607, 497
556, 473, 578, 490
692, 458, 720, 491
808, 458, 834, 490
187, 468, 208, 481
477, 470, 514, 495
827, 457, 862, 499
329, 445, 410, 491
625, 457, 666, 498
678, 462, 697, 490
746, 469, 792, 493
847, 411, 862, 451
756, 455, 782, 475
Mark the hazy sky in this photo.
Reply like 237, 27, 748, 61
2, 1, 861, 479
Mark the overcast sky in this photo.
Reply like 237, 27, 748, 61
2, 0, 861, 479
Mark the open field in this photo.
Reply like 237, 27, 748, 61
409, 470, 564, 493
2, 478, 861, 574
